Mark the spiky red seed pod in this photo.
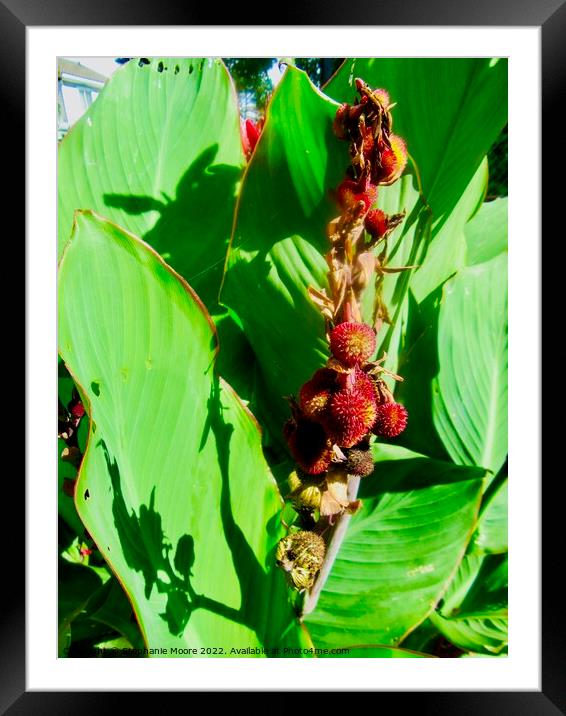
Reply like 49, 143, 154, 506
376, 134, 408, 185
285, 416, 334, 475
327, 387, 377, 448
359, 124, 375, 160
352, 367, 377, 399
373, 402, 408, 438
336, 179, 377, 213
365, 209, 389, 239
373, 88, 390, 108
330, 321, 376, 368
336, 367, 376, 400
299, 368, 337, 420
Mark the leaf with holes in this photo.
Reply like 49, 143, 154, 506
58, 57, 244, 307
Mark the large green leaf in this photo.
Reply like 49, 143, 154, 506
304, 444, 485, 649
472, 476, 508, 555
409, 158, 487, 303
58, 211, 304, 656
59, 560, 104, 654
431, 553, 508, 655
393, 289, 452, 461
73, 577, 146, 652
222, 67, 427, 447
465, 197, 508, 266
58, 57, 244, 307
325, 59, 507, 223
433, 253, 508, 474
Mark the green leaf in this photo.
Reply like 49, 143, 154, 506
211, 306, 258, 410
410, 159, 487, 303
222, 67, 426, 446
430, 611, 507, 656
432, 553, 508, 654
433, 253, 508, 474
82, 577, 146, 650
58, 57, 244, 307
305, 445, 484, 649
465, 197, 508, 266
393, 289, 452, 461
472, 477, 508, 554
325, 59, 508, 222
58, 559, 104, 656
58, 211, 303, 655
58, 364, 86, 535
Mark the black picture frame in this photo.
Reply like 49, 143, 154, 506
13, 0, 560, 711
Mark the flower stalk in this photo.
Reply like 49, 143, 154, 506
276, 79, 411, 608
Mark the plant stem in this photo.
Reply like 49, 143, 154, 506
301, 474, 361, 616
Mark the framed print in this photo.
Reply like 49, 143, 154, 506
15, 0, 561, 709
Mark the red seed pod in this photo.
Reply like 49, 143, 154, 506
70, 401, 85, 419
330, 321, 376, 368
284, 416, 334, 475
327, 386, 378, 448
361, 127, 375, 161
372, 401, 408, 438
375, 134, 408, 185
299, 368, 337, 421
336, 367, 376, 400
336, 179, 376, 213
373, 88, 390, 108
364, 209, 389, 240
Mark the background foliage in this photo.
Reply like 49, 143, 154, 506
58, 57, 508, 658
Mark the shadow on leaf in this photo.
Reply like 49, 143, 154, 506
103, 143, 242, 307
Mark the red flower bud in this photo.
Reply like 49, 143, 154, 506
240, 118, 262, 159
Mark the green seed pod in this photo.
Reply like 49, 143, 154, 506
275, 531, 326, 592
287, 470, 302, 493
292, 483, 322, 511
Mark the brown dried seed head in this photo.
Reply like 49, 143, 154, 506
345, 448, 375, 477
275, 531, 326, 591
